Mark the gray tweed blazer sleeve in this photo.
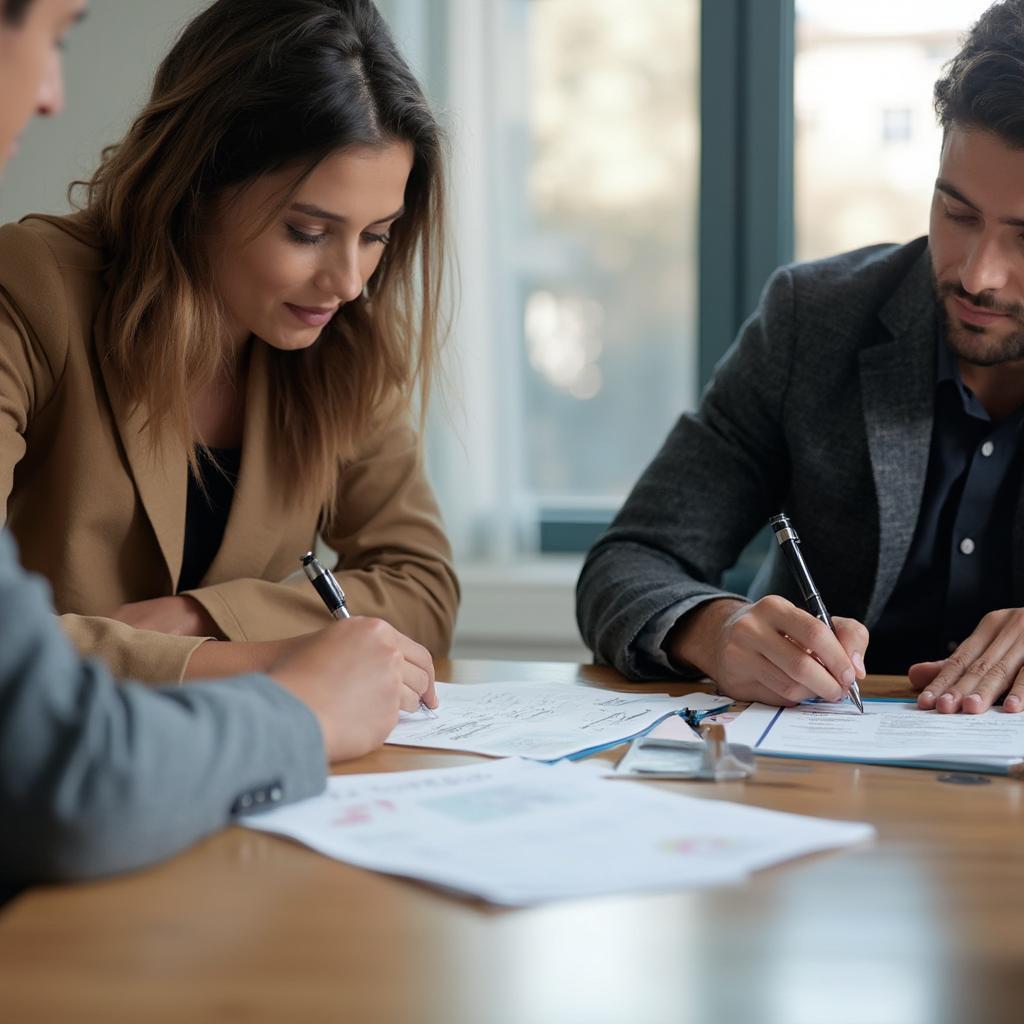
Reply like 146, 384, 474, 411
576, 265, 798, 679
0, 531, 326, 883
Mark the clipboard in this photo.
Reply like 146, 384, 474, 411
614, 723, 756, 780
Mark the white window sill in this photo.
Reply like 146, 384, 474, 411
452, 556, 591, 662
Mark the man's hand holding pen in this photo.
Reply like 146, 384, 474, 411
665, 595, 868, 707
664, 512, 868, 709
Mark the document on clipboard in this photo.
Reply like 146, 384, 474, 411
727, 699, 1024, 775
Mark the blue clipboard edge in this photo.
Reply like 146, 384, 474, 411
749, 748, 1024, 777
559, 703, 734, 763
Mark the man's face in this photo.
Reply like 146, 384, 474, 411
930, 125, 1024, 366
0, 0, 85, 176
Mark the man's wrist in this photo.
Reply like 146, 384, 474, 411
663, 597, 746, 677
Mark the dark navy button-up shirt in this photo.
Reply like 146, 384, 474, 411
868, 337, 1024, 674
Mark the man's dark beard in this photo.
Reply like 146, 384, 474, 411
933, 274, 1024, 365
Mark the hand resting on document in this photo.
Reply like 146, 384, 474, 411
911, 608, 1024, 715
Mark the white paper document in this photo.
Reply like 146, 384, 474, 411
241, 758, 874, 905
386, 681, 731, 760
729, 700, 1024, 772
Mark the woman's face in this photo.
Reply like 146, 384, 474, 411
209, 142, 413, 352
0, 0, 84, 174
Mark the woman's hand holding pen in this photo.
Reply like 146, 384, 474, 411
666, 596, 868, 706
269, 617, 438, 762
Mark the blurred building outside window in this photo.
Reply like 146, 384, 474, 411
515, 0, 699, 521
795, 0, 991, 260
388, 0, 699, 568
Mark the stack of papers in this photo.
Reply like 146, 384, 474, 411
386, 680, 730, 760
242, 758, 874, 905
728, 700, 1024, 774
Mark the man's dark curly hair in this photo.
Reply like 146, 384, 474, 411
935, 0, 1024, 147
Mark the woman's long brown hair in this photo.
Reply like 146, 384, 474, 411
75, 0, 448, 514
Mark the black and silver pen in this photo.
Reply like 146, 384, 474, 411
300, 552, 437, 718
768, 513, 864, 713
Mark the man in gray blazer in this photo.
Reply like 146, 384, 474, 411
0, 0, 435, 886
578, 0, 1024, 717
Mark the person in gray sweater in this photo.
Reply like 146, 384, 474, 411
578, 0, 1024, 718
0, 0, 436, 885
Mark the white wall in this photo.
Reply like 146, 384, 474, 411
0, 0, 208, 222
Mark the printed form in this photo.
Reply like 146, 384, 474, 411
241, 758, 874, 905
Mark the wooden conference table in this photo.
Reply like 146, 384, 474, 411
1, 660, 1023, 1024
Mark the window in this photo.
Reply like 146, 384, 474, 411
377, 0, 1006, 654
510, 1, 699, 508
386, 0, 990, 569
385, 0, 699, 560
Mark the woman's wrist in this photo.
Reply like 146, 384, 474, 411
184, 636, 290, 679
178, 594, 224, 638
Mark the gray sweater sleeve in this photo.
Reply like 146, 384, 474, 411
576, 266, 797, 679
0, 531, 326, 883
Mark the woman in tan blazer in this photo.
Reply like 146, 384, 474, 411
0, 0, 459, 683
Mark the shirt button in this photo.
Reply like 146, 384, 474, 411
981, 441, 995, 457
239, 793, 254, 809
270, 786, 283, 802
960, 537, 976, 555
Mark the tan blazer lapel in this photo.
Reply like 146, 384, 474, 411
204, 341, 291, 585
95, 297, 187, 591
